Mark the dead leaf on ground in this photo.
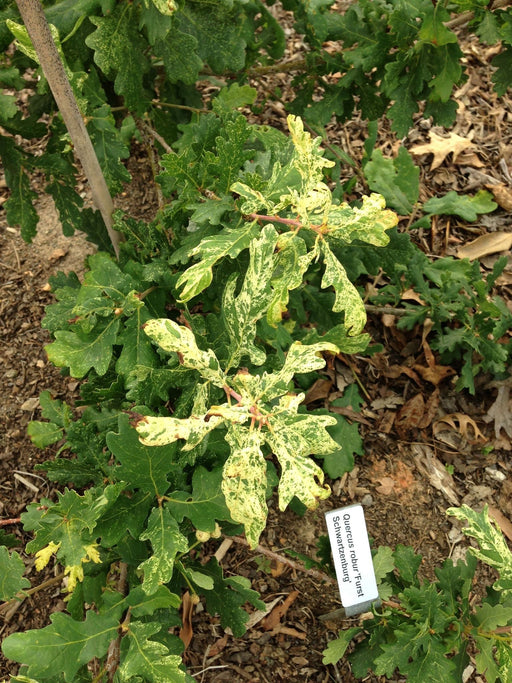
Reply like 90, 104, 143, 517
484, 384, 512, 438
410, 131, 474, 170
49, 247, 69, 261
262, 590, 299, 631
401, 288, 426, 305
412, 444, 459, 506
488, 506, 512, 543
179, 591, 196, 650
394, 390, 439, 434
433, 413, 487, 444
486, 183, 512, 211
304, 378, 333, 404
376, 476, 396, 495
207, 634, 229, 657
457, 231, 512, 260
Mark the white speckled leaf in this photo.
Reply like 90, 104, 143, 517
260, 340, 339, 402
138, 505, 188, 594
223, 225, 278, 368
265, 402, 336, 510
268, 234, 316, 325
327, 193, 397, 245
135, 413, 225, 450
177, 223, 259, 301
143, 318, 225, 387
320, 241, 367, 334
222, 426, 267, 548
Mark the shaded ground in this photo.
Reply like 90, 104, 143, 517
1, 16, 512, 683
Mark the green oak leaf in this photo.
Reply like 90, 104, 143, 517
364, 147, 419, 214
157, 30, 202, 84
24, 485, 123, 567
87, 104, 131, 193
0, 547, 30, 600
222, 426, 267, 549
1, 609, 122, 681
125, 585, 181, 617
138, 505, 189, 594
107, 414, 177, 496
423, 190, 497, 221
45, 317, 120, 378
0, 137, 38, 242
322, 627, 362, 665
166, 466, 231, 532
86, 5, 149, 112
199, 558, 265, 637
118, 621, 187, 682
473, 603, 512, 632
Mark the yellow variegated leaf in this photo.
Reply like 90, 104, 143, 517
283, 115, 335, 225
268, 234, 317, 325
327, 193, 397, 245
223, 225, 278, 368
136, 414, 225, 450
278, 453, 331, 511
143, 319, 225, 387
259, 341, 338, 402
265, 405, 336, 510
321, 242, 366, 334
222, 426, 267, 548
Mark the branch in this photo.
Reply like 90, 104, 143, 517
15, 0, 123, 258
228, 535, 337, 586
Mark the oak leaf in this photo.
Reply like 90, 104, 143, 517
410, 131, 473, 170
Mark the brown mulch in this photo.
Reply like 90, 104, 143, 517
2, 19, 512, 683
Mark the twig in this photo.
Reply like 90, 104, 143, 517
364, 303, 410, 317
0, 572, 66, 617
445, 0, 510, 29
0, 517, 21, 526
228, 535, 337, 585
142, 122, 174, 155
105, 562, 129, 683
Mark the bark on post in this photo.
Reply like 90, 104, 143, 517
14, 0, 123, 257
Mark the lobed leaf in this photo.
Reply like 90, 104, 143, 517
222, 426, 268, 548
0, 547, 30, 601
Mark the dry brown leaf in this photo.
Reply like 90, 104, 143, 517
395, 391, 438, 433
486, 183, 512, 211
410, 131, 474, 170
433, 413, 487, 443
376, 476, 396, 495
49, 247, 68, 261
488, 506, 512, 543
485, 385, 512, 438
304, 378, 333, 405
401, 288, 426, 305
413, 363, 455, 385
262, 590, 299, 631
412, 444, 459, 506
179, 591, 196, 650
455, 150, 484, 168
207, 634, 229, 657
457, 232, 512, 260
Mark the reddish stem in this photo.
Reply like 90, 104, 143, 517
0, 518, 21, 526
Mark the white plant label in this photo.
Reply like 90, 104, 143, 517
325, 504, 380, 616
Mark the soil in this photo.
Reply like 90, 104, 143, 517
2, 15, 512, 683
